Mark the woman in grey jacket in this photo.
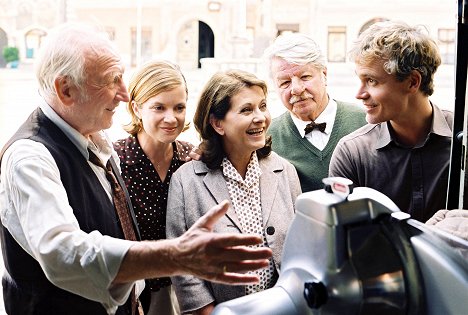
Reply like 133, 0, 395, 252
166, 70, 302, 315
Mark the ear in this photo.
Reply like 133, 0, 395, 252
408, 70, 422, 93
132, 101, 141, 119
54, 76, 77, 106
209, 114, 224, 136
321, 67, 328, 85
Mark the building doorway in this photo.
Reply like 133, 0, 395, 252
198, 21, 214, 68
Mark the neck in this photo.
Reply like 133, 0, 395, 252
390, 98, 433, 146
137, 132, 173, 164
308, 94, 329, 121
226, 151, 253, 179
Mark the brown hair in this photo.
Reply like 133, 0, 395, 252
193, 69, 272, 169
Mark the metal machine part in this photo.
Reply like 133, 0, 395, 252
212, 181, 468, 315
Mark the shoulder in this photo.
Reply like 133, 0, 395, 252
175, 140, 195, 161
335, 100, 366, 116
1, 139, 58, 180
260, 152, 295, 172
174, 160, 209, 177
113, 135, 134, 155
3, 139, 51, 164
270, 112, 291, 129
337, 123, 380, 146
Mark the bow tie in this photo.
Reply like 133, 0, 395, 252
304, 121, 327, 134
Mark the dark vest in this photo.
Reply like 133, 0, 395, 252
0, 108, 139, 315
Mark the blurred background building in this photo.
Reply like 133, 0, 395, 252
0, 0, 456, 70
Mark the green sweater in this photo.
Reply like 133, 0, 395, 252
268, 100, 366, 192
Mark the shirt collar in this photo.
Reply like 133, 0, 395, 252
39, 99, 114, 163
375, 103, 452, 149
290, 98, 337, 137
222, 153, 261, 187
431, 103, 452, 138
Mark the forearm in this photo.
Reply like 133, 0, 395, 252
193, 303, 215, 315
116, 200, 272, 287
114, 239, 180, 283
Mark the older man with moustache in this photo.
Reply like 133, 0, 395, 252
264, 33, 367, 192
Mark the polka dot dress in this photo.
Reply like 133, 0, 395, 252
222, 153, 276, 294
114, 136, 193, 291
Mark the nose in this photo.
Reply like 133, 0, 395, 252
253, 108, 267, 123
164, 111, 177, 123
355, 84, 369, 100
291, 77, 305, 95
116, 80, 130, 103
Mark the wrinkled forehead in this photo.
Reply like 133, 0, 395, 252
83, 46, 124, 79
271, 57, 322, 78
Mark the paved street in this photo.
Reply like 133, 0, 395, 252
0, 61, 456, 313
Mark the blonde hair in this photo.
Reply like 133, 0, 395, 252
349, 21, 441, 96
124, 60, 188, 135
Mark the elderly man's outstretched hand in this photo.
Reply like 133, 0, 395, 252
174, 200, 272, 285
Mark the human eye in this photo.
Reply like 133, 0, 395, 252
240, 106, 253, 114
278, 80, 290, 89
301, 74, 313, 80
176, 104, 186, 112
151, 105, 163, 111
260, 101, 268, 111
113, 74, 123, 84
367, 78, 377, 86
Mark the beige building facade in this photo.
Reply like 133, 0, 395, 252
0, 0, 457, 69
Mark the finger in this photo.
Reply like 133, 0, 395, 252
223, 259, 270, 274
191, 200, 230, 231
187, 147, 202, 161
446, 209, 468, 218
211, 273, 261, 285
426, 209, 449, 224
209, 234, 264, 248
214, 246, 272, 262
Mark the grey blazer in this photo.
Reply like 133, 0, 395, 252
166, 152, 301, 313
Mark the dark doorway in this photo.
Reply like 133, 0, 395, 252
0, 28, 7, 68
198, 21, 214, 68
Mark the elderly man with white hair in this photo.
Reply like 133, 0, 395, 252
264, 33, 367, 192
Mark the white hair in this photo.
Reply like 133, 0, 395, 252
262, 32, 327, 76
35, 22, 117, 102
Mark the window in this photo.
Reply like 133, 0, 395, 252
131, 28, 152, 67
438, 28, 455, 64
328, 26, 346, 62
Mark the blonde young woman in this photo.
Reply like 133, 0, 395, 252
114, 60, 193, 315
166, 70, 301, 314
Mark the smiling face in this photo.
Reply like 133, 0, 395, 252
74, 49, 129, 137
212, 86, 271, 162
355, 58, 411, 125
133, 85, 187, 144
271, 56, 329, 121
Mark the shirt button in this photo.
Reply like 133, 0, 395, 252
266, 226, 275, 235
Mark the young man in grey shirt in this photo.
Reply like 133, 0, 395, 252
329, 21, 452, 222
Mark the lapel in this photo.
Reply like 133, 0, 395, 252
195, 161, 243, 230
259, 155, 281, 226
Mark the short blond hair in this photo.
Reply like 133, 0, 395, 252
124, 60, 188, 135
349, 21, 441, 96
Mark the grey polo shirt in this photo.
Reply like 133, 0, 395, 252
329, 104, 453, 222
